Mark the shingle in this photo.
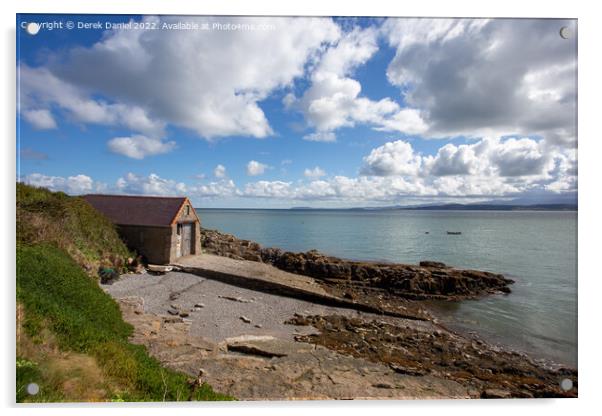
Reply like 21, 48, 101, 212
82, 194, 187, 227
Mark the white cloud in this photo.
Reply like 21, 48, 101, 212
22, 133, 576, 204
290, 25, 429, 140
107, 135, 176, 159
190, 179, 240, 198
246, 160, 269, 176
545, 175, 577, 193
67, 174, 95, 194
383, 18, 577, 144
242, 175, 434, 202
21, 16, 340, 140
544, 148, 577, 193
101, 137, 576, 203
427, 143, 479, 176
362, 137, 559, 180
431, 175, 519, 197
115, 172, 187, 196
373, 108, 428, 135
359, 137, 575, 197
18, 18, 577, 204
243, 181, 293, 198
22, 109, 57, 129
303, 131, 336, 142
304, 166, 327, 179
428, 137, 557, 180
325, 175, 434, 200
361, 140, 423, 176
21, 173, 98, 194
489, 138, 551, 177
213, 164, 227, 179
383, 18, 490, 84
19, 65, 165, 136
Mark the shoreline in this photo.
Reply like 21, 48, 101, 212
201, 226, 576, 369
99, 226, 577, 399
104, 265, 577, 399
424, 300, 576, 371
199, 227, 577, 370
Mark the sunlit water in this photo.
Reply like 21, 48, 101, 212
197, 208, 577, 367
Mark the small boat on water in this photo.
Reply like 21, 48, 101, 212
446, 231, 462, 235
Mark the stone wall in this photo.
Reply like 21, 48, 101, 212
118, 225, 172, 264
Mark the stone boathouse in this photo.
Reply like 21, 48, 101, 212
83, 194, 201, 264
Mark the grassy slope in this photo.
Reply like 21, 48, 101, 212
16, 184, 232, 402
17, 182, 130, 274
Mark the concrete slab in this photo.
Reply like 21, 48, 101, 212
172, 254, 425, 320
174, 253, 330, 294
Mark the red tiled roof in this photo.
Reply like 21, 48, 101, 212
82, 194, 189, 227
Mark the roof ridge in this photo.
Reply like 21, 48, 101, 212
84, 193, 186, 199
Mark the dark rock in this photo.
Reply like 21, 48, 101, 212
219, 295, 253, 303
419, 261, 447, 268
201, 228, 513, 300
389, 363, 426, 376
242, 252, 263, 262
163, 316, 183, 323
288, 313, 577, 399
372, 382, 394, 389
481, 389, 512, 399
227, 342, 287, 358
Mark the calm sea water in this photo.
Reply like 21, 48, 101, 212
197, 208, 578, 367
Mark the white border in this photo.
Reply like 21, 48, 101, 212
2, 1, 601, 415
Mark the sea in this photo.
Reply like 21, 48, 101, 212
197, 208, 578, 367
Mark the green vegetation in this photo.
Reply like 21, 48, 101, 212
17, 243, 231, 402
17, 182, 130, 273
16, 184, 233, 402
16, 357, 63, 403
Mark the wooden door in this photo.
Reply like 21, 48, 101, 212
181, 223, 193, 256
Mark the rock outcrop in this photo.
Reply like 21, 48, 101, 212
286, 314, 577, 399
201, 228, 513, 300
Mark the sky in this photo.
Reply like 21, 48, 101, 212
17, 14, 577, 208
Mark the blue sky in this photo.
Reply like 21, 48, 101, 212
17, 15, 577, 207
